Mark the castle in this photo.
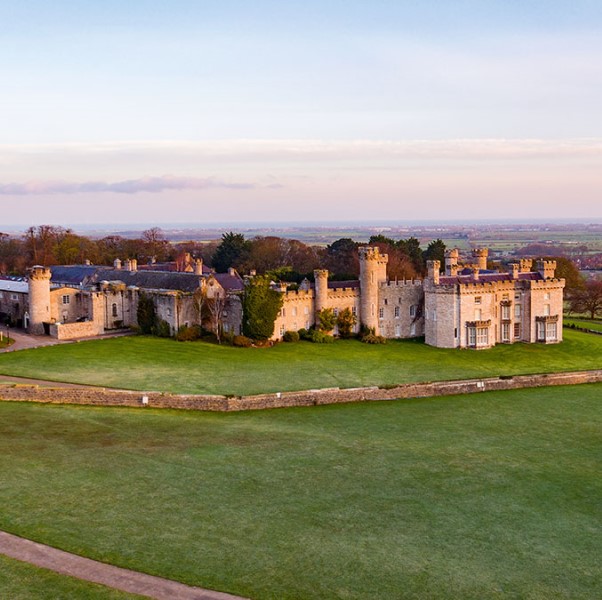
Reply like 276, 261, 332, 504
0, 247, 564, 348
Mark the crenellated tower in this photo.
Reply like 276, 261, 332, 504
359, 246, 388, 333
472, 248, 488, 271
28, 266, 52, 335
313, 269, 329, 320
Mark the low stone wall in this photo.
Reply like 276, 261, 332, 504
1, 369, 601, 412
49, 321, 103, 340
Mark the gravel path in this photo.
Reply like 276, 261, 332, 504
0, 531, 248, 600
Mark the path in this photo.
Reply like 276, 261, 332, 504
0, 531, 248, 600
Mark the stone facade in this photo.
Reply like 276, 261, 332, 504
22, 246, 564, 349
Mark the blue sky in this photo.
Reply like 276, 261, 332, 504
1, 1, 601, 225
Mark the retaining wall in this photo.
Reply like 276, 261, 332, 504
1, 370, 602, 412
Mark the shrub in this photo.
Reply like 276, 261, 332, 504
153, 318, 172, 338
283, 330, 300, 342
336, 307, 357, 338
317, 308, 337, 333
298, 328, 312, 341
310, 329, 334, 344
233, 335, 253, 347
175, 325, 201, 342
361, 333, 387, 344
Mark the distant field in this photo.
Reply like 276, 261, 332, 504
0, 329, 601, 395
0, 555, 139, 599
0, 385, 600, 599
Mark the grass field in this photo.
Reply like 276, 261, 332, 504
0, 555, 140, 599
0, 385, 600, 599
565, 318, 602, 333
0, 328, 601, 395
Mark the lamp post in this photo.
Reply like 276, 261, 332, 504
5, 324, 8, 346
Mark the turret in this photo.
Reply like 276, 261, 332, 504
444, 248, 459, 276
537, 259, 556, 280
519, 259, 532, 273
427, 260, 441, 285
472, 248, 488, 271
313, 269, 329, 318
28, 266, 52, 335
359, 246, 388, 333
510, 263, 520, 280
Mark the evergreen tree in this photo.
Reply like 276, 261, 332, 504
422, 239, 446, 270
136, 292, 156, 334
242, 276, 283, 340
212, 232, 250, 273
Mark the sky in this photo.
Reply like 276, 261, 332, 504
1, 1, 601, 227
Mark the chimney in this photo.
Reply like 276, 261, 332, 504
114, 258, 122, 270
510, 263, 520, 280
249, 269, 256, 277
471, 265, 480, 281
228, 267, 235, 276
84, 259, 91, 266
427, 260, 440, 285
124, 259, 132, 271
194, 258, 203, 275
130, 258, 137, 272
519, 259, 532, 273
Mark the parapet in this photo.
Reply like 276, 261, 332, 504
359, 246, 388, 263
28, 265, 52, 280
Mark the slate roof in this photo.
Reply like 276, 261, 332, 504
92, 269, 203, 292
0, 277, 28, 293
49, 265, 99, 287
328, 280, 360, 289
213, 272, 244, 292
439, 272, 543, 285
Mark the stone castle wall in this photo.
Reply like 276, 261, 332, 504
1, 370, 601, 412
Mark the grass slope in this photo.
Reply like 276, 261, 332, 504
565, 318, 602, 333
0, 385, 600, 599
0, 329, 602, 395
0, 555, 141, 599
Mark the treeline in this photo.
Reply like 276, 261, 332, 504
0, 226, 447, 281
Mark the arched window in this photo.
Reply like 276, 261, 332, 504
112, 303, 118, 317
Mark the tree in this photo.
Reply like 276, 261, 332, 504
323, 238, 359, 279
568, 278, 602, 319
336, 307, 357, 338
206, 292, 227, 344
242, 276, 283, 340
213, 232, 250, 273
136, 292, 156, 334
546, 256, 584, 292
317, 308, 337, 333
422, 239, 446, 270
142, 227, 169, 262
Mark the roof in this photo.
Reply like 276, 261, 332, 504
137, 263, 212, 275
92, 269, 204, 293
50, 265, 99, 286
439, 272, 543, 285
212, 272, 244, 292
0, 277, 28, 293
327, 280, 360, 289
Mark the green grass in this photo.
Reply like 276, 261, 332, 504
0, 554, 142, 599
0, 385, 600, 599
565, 318, 602, 333
1, 329, 602, 395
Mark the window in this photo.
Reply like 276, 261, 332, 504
515, 304, 521, 318
292, 307, 297, 317
475, 296, 482, 305
394, 306, 400, 318
280, 308, 286, 317
305, 320, 310, 329
352, 306, 357, 315
544, 304, 551, 316
468, 326, 476, 346
410, 305, 417, 317
514, 323, 521, 338
537, 321, 546, 341
501, 322, 510, 342
395, 324, 401, 338
384, 299, 388, 305
477, 327, 489, 345
371, 303, 375, 317
62, 295, 70, 305
544, 292, 550, 300
501, 304, 510, 320
379, 307, 384, 319
546, 322, 557, 340
475, 308, 482, 320
502, 293, 509, 301
166, 307, 172, 317
280, 324, 285, 336
112, 303, 118, 317
304, 306, 309, 315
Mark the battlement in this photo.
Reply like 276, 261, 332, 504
28, 265, 52, 280
359, 246, 388, 263
381, 279, 423, 288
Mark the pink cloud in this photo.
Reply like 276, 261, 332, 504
0, 175, 268, 195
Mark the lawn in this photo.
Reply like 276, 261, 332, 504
0, 555, 141, 599
565, 318, 602, 333
0, 329, 602, 395
0, 385, 600, 599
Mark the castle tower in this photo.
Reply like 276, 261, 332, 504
28, 266, 52, 335
313, 269, 329, 319
536, 259, 557, 280
359, 247, 388, 333
519, 259, 532, 273
472, 248, 488, 271
444, 249, 459, 276
426, 260, 441, 285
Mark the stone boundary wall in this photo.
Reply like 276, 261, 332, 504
1, 370, 602, 412
49, 321, 103, 340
